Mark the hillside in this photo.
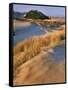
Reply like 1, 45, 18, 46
24, 10, 49, 19
14, 10, 49, 20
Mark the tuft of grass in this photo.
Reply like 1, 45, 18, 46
13, 29, 65, 72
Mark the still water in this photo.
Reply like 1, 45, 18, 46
14, 24, 45, 45
14, 24, 65, 63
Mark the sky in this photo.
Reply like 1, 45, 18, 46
13, 4, 65, 17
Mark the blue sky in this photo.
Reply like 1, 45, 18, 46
13, 4, 65, 17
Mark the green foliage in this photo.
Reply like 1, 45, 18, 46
25, 10, 49, 19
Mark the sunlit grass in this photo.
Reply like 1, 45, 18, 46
13, 29, 65, 72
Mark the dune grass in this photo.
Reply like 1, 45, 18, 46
13, 29, 65, 72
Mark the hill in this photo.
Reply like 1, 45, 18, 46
14, 10, 49, 20
24, 10, 49, 19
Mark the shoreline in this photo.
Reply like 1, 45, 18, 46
13, 20, 31, 28
13, 17, 65, 28
13, 22, 65, 86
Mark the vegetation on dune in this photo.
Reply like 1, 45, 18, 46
13, 29, 65, 73
13, 9, 65, 85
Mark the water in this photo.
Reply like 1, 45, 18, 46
14, 23, 61, 45
14, 24, 45, 45
52, 44, 65, 63
14, 23, 65, 63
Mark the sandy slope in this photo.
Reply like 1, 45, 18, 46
13, 28, 65, 86
13, 50, 65, 86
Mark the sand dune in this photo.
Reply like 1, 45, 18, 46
13, 51, 65, 86
13, 29, 65, 86
13, 29, 65, 69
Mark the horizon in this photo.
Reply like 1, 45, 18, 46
13, 4, 65, 17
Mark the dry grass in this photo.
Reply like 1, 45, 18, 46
13, 29, 65, 72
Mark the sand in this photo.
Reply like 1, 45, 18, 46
13, 22, 65, 86
13, 50, 65, 86
13, 20, 31, 28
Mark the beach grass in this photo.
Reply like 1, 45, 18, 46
13, 29, 65, 72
